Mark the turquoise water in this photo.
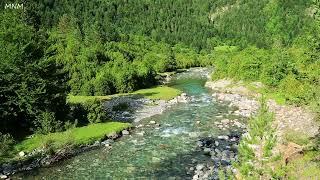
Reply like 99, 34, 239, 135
15, 69, 244, 179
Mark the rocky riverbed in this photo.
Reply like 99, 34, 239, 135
205, 79, 318, 141
192, 130, 244, 180
202, 78, 319, 179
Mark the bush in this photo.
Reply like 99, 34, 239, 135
0, 133, 15, 157
64, 120, 78, 130
68, 100, 107, 125
94, 72, 116, 96
279, 74, 313, 104
84, 100, 107, 124
34, 111, 62, 135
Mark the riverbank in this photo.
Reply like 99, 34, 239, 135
205, 79, 318, 141
0, 85, 185, 178
205, 79, 319, 179
0, 122, 131, 178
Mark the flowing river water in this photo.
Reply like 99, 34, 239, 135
15, 68, 245, 179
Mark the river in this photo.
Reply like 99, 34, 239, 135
15, 68, 245, 179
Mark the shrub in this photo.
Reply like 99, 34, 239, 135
64, 120, 78, 130
84, 100, 107, 124
279, 74, 312, 104
0, 133, 15, 157
94, 72, 116, 96
34, 111, 62, 135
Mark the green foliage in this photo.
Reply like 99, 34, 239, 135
212, 46, 320, 106
63, 120, 78, 130
84, 100, 107, 124
0, 10, 68, 136
235, 97, 278, 178
67, 100, 107, 125
285, 151, 320, 179
34, 112, 62, 135
0, 133, 15, 158
284, 131, 310, 146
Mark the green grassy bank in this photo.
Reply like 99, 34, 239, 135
1, 122, 131, 164
68, 85, 182, 104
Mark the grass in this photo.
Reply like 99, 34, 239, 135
235, 98, 277, 178
245, 81, 287, 105
14, 122, 131, 153
68, 85, 182, 104
284, 131, 310, 146
286, 151, 320, 179
132, 86, 181, 100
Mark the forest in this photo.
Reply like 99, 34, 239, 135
0, 0, 319, 177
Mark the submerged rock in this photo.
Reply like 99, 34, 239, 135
196, 164, 204, 171
189, 132, 199, 138
152, 157, 161, 163
215, 141, 219, 147
217, 136, 229, 140
203, 148, 211, 155
221, 119, 230, 124
137, 131, 145, 136
149, 121, 156, 124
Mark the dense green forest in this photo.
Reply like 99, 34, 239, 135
0, 0, 319, 168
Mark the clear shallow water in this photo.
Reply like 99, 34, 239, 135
16, 69, 244, 179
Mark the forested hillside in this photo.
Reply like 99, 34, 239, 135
0, 0, 319, 174
22, 0, 314, 49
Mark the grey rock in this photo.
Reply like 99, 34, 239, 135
122, 130, 130, 135
196, 164, 204, 171
0, 175, 7, 179
107, 132, 119, 139
149, 121, 156, 124
19, 151, 25, 157
218, 135, 229, 140
137, 124, 144, 128
137, 131, 145, 136
203, 148, 211, 155
102, 139, 114, 145
93, 140, 100, 146
215, 148, 221, 155
193, 174, 199, 180
221, 119, 230, 124
104, 143, 111, 147
196, 141, 203, 147
215, 141, 219, 147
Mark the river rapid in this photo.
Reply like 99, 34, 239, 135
15, 68, 246, 179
